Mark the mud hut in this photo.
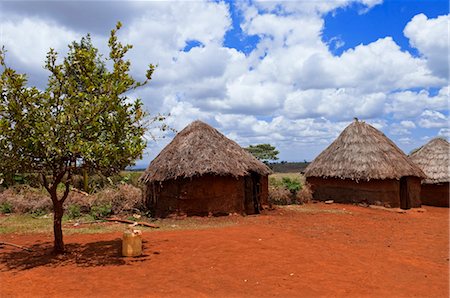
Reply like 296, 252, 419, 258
409, 138, 449, 207
304, 119, 425, 209
140, 120, 271, 217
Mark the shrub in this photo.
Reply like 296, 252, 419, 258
0, 186, 51, 214
281, 177, 301, 194
92, 184, 144, 214
268, 187, 294, 205
90, 203, 112, 219
30, 208, 47, 217
66, 204, 81, 219
0, 183, 144, 216
295, 182, 313, 204
268, 174, 310, 205
0, 202, 13, 214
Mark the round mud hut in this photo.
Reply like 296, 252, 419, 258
140, 120, 272, 217
304, 119, 425, 209
409, 138, 449, 207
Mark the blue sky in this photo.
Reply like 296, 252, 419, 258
0, 0, 448, 168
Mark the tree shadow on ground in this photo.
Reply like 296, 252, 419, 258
0, 239, 152, 271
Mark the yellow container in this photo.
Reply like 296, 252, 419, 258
122, 229, 142, 257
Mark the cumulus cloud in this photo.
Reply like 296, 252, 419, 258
283, 88, 386, 120
1, 18, 80, 68
385, 86, 449, 119
418, 110, 448, 128
404, 13, 449, 78
438, 128, 450, 138
0, 0, 448, 162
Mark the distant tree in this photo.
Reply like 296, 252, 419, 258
245, 144, 279, 164
0, 22, 166, 253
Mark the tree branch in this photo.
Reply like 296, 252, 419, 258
41, 173, 51, 193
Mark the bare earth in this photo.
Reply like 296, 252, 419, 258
1, 203, 448, 297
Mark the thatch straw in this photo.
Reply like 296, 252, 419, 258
304, 119, 425, 181
140, 121, 271, 183
409, 138, 449, 184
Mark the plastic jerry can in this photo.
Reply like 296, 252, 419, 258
122, 229, 142, 257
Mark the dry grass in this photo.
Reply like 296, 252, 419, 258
268, 173, 312, 205
0, 184, 144, 215
270, 172, 305, 183
280, 204, 352, 215
409, 138, 449, 183
305, 119, 425, 181
140, 120, 271, 183
0, 213, 240, 235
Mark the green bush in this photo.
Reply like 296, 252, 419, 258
66, 204, 81, 219
0, 202, 13, 214
281, 177, 301, 194
30, 208, 47, 217
90, 203, 112, 219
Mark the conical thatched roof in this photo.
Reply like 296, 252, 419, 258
409, 138, 450, 184
140, 121, 271, 183
304, 119, 425, 181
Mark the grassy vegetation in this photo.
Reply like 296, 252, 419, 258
0, 213, 240, 235
269, 172, 304, 182
280, 205, 352, 215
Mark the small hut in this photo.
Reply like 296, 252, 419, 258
409, 138, 449, 207
140, 120, 271, 217
304, 119, 425, 209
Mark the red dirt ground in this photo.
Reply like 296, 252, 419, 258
1, 203, 449, 297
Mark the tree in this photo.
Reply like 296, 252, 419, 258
0, 22, 165, 253
245, 144, 279, 163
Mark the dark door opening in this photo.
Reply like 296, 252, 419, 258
244, 173, 261, 214
400, 177, 410, 210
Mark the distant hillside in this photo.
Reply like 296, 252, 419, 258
269, 162, 310, 173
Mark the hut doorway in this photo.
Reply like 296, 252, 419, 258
400, 177, 410, 210
244, 173, 261, 215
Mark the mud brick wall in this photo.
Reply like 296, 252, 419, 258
306, 177, 401, 208
420, 182, 449, 207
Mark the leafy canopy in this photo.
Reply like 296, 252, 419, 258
0, 22, 164, 252
0, 22, 158, 184
245, 144, 279, 163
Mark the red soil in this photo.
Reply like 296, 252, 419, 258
1, 204, 449, 297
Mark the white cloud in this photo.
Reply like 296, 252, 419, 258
438, 128, 450, 138
1, 1, 448, 163
386, 86, 449, 119
418, 110, 448, 128
248, 0, 382, 16
404, 13, 449, 78
0, 17, 81, 69
284, 88, 386, 120
400, 120, 416, 129
316, 37, 444, 91
397, 137, 413, 144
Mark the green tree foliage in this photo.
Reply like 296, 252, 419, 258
0, 22, 165, 253
245, 144, 279, 163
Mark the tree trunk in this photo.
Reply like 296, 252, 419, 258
52, 198, 65, 254
83, 168, 89, 193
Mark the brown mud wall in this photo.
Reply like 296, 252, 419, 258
306, 177, 401, 208
421, 182, 449, 207
260, 175, 269, 206
406, 176, 422, 208
145, 174, 269, 218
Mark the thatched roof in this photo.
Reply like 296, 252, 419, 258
304, 119, 425, 181
140, 120, 271, 183
409, 138, 449, 184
